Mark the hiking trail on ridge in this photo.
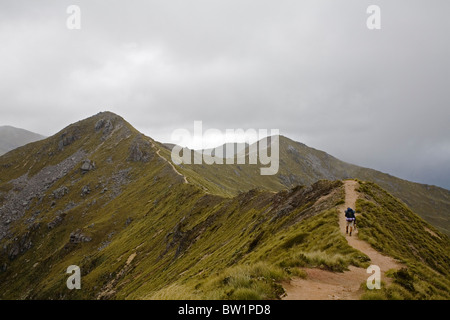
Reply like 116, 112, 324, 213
282, 180, 404, 300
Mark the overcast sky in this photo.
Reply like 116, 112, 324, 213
0, 0, 449, 189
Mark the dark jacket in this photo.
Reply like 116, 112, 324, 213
345, 208, 356, 219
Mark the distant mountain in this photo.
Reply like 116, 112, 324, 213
200, 142, 249, 158
0, 126, 45, 156
0, 112, 448, 300
168, 136, 450, 236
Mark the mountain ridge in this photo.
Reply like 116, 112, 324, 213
2, 112, 448, 235
165, 134, 450, 235
0, 111, 448, 300
0, 125, 45, 156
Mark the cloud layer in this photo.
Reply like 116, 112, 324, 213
0, 0, 449, 189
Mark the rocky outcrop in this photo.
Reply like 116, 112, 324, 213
128, 135, 152, 163
69, 229, 92, 243
81, 160, 95, 173
52, 186, 69, 199
47, 212, 65, 229
0, 150, 86, 241
81, 185, 91, 197
5, 231, 33, 261
58, 127, 81, 151
95, 118, 114, 137
279, 173, 304, 187
95, 119, 105, 131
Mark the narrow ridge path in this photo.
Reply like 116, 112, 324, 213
282, 180, 404, 300
150, 139, 188, 184
339, 180, 403, 271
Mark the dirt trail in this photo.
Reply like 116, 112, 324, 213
282, 180, 404, 300
150, 140, 188, 184
339, 181, 403, 271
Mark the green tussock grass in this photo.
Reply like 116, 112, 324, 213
162, 136, 450, 236
144, 284, 201, 300
252, 207, 370, 273
1, 174, 350, 300
356, 181, 450, 299
1, 112, 448, 301
148, 262, 288, 300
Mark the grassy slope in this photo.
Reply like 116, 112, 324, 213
170, 136, 450, 236
356, 181, 450, 299
0, 113, 449, 300
0, 112, 364, 299
0, 136, 366, 299
352, 168, 450, 235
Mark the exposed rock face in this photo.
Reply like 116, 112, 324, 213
81, 185, 91, 197
8, 244, 19, 260
94, 119, 105, 131
47, 213, 65, 230
5, 231, 33, 261
106, 168, 132, 200
0, 150, 86, 241
58, 127, 81, 151
279, 173, 303, 187
95, 119, 114, 136
128, 135, 152, 163
81, 160, 95, 173
69, 229, 92, 243
52, 186, 69, 199
103, 120, 113, 135
287, 144, 299, 155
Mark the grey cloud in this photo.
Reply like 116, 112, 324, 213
0, 0, 449, 188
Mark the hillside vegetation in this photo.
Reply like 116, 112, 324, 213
0, 112, 448, 300
170, 137, 450, 236
356, 181, 450, 299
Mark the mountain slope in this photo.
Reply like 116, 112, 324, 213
168, 136, 450, 235
355, 181, 450, 299
0, 118, 364, 299
0, 126, 45, 156
284, 180, 404, 300
283, 180, 450, 300
0, 112, 448, 300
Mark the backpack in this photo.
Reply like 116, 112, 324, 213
345, 208, 355, 219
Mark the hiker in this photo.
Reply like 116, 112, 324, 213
345, 207, 356, 236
